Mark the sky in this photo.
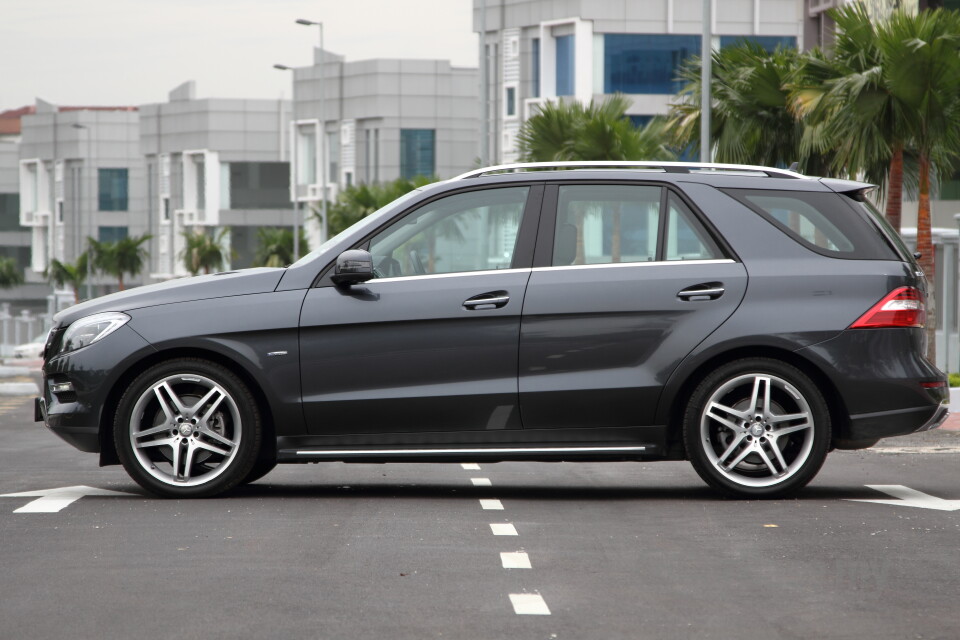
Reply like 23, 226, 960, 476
0, 0, 477, 111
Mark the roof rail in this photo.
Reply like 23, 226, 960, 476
451, 161, 807, 181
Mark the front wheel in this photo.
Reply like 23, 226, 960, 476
683, 358, 831, 498
114, 358, 262, 498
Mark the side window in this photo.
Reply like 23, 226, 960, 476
665, 193, 721, 261
553, 185, 662, 265
368, 186, 529, 278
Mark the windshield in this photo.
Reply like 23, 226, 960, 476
289, 188, 426, 268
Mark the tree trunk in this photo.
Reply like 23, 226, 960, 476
885, 146, 904, 232
917, 154, 937, 365
117, 274, 125, 291
71, 285, 79, 305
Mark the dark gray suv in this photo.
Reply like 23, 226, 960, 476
36, 162, 948, 499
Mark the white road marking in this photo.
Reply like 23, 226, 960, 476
500, 551, 531, 569
461, 463, 481, 470
480, 499, 504, 510
0, 485, 132, 513
846, 485, 960, 511
490, 523, 518, 536
471, 477, 492, 486
509, 593, 551, 615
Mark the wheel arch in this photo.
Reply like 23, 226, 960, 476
661, 345, 850, 459
98, 347, 277, 467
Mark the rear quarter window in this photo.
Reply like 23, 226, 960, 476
722, 188, 900, 260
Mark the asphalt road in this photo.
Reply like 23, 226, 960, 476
1, 394, 958, 640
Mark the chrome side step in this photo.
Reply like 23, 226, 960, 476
279, 445, 650, 462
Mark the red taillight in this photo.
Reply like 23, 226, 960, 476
850, 287, 925, 329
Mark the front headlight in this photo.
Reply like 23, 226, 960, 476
56, 312, 130, 356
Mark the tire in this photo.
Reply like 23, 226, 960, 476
240, 458, 277, 486
683, 358, 831, 499
114, 358, 262, 498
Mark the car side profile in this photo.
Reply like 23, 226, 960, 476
36, 162, 948, 498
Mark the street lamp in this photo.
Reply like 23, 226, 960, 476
71, 123, 93, 300
273, 64, 301, 261
295, 18, 328, 245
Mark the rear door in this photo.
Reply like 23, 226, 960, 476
518, 182, 748, 429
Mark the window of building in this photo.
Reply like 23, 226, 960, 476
556, 35, 575, 96
162, 197, 170, 222
604, 34, 700, 95
719, 35, 797, 51
98, 168, 129, 211
368, 186, 529, 277
98, 226, 129, 243
400, 129, 436, 179
505, 86, 517, 117
297, 126, 316, 186
0, 194, 20, 231
327, 130, 340, 183
228, 162, 290, 209
531, 38, 541, 98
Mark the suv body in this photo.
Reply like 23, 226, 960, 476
36, 162, 948, 498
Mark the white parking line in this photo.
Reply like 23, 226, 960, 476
471, 477, 492, 486
509, 593, 551, 615
461, 463, 481, 470
500, 551, 531, 569
490, 523, 518, 536
480, 499, 504, 510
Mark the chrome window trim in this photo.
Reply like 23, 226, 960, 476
534, 258, 736, 272
369, 268, 532, 285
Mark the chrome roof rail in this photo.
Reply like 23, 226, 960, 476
451, 161, 808, 181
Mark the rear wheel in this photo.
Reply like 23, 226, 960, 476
683, 358, 830, 498
114, 359, 261, 498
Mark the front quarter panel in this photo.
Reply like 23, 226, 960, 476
126, 289, 308, 437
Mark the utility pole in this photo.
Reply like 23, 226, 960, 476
701, 0, 712, 163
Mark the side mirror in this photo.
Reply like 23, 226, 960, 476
331, 249, 375, 286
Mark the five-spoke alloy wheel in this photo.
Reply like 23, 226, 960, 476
115, 359, 261, 498
684, 358, 831, 498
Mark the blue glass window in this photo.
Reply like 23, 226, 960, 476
506, 87, 516, 116
98, 168, 128, 211
400, 129, 435, 179
719, 35, 797, 51
556, 35, 575, 96
629, 115, 654, 129
98, 226, 128, 243
531, 38, 541, 98
604, 34, 700, 95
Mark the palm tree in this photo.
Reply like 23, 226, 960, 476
0, 257, 23, 289
46, 254, 88, 303
180, 228, 229, 276
326, 176, 434, 236
89, 234, 152, 291
517, 94, 676, 162
253, 227, 309, 268
669, 42, 830, 174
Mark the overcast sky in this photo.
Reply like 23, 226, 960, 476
1, 0, 477, 111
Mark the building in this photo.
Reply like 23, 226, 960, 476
140, 82, 292, 278
0, 107, 38, 306
287, 48, 479, 242
18, 100, 144, 296
473, 0, 802, 164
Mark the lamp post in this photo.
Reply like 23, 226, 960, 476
701, 0, 712, 163
273, 64, 300, 261
71, 123, 93, 300
295, 18, 328, 245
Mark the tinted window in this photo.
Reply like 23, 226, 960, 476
554, 185, 662, 265
665, 193, 721, 261
98, 168, 128, 211
723, 189, 899, 260
368, 187, 528, 278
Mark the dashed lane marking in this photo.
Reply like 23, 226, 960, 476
490, 523, 518, 536
461, 463, 481, 470
509, 593, 551, 615
500, 552, 532, 569
480, 499, 504, 510
471, 477, 492, 486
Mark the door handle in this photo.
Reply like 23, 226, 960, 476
678, 282, 725, 301
463, 291, 510, 310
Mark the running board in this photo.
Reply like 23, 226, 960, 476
277, 445, 654, 463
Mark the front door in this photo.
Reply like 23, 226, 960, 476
300, 185, 541, 434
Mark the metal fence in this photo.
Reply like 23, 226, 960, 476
0, 291, 74, 357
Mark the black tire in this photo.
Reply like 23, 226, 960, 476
114, 358, 262, 498
683, 357, 831, 499
240, 458, 277, 486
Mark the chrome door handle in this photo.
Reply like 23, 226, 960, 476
463, 293, 510, 310
678, 283, 725, 301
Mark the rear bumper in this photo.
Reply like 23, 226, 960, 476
848, 402, 948, 441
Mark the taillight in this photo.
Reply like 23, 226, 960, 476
850, 287, 925, 329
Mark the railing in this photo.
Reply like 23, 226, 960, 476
0, 304, 49, 358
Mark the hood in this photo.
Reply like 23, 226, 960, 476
53, 268, 286, 327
